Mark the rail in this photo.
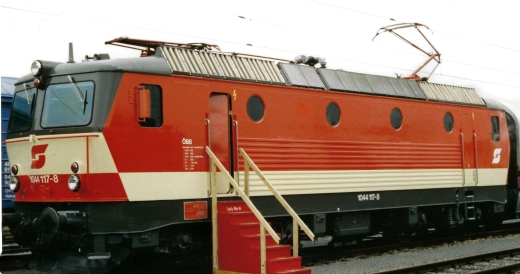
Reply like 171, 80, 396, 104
375, 247, 520, 274
206, 147, 315, 274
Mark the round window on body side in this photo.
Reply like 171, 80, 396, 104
326, 102, 340, 126
390, 108, 402, 130
444, 112, 454, 133
247, 95, 265, 122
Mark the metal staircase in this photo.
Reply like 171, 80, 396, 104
206, 147, 314, 274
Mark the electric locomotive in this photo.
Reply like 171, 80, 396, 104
3, 37, 520, 273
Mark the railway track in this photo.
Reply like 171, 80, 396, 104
2, 222, 520, 273
302, 221, 520, 267
2, 228, 30, 256
1, 227, 32, 273
375, 247, 520, 273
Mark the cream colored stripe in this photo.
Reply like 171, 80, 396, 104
119, 172, 210, 201
241, 169, 506, 196
6, 133, 117, 175
119, 168, 507, 201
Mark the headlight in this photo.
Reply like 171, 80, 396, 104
31, 60, 42, 76
68, 174, 80, 192
9, 176, 20, 192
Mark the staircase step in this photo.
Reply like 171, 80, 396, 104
267, 256, 303, 273
218, 254, 254, 273
243, 233, 280, 247
252, 244, 292, 258
237, 222, 262, 236
274, 268, 312, 274
225, 211, 258, 224
217, 200, 306, 273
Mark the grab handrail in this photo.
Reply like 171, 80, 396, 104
240, 148, 315, 256
207, 147, 278, 274
206, 146, 315, 274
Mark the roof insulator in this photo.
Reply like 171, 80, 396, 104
294, 55, 326, 68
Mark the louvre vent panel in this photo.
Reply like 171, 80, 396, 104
419, 82, 485, 106
160, 46, 286, 84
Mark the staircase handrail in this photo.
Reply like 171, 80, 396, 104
206, 146, 316, 273
206, 146, 280, 242
240, 148, 316, 246
206, 146, 279, 273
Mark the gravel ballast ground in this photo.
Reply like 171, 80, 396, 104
310, 233, 520, 274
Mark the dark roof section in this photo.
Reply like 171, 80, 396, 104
317, 68, 426, 99
16, 74, 36, 85
15, 56, 171, 85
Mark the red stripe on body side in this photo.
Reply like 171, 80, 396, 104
240, 138, 463, 171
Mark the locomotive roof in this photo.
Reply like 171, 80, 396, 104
16, 38, 486, 107
158, 44, 484, 106
15, 55, 171, 85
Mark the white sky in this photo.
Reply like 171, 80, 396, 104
1, 0, 519, 108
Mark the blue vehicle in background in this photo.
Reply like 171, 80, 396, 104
1, 76, 17, 213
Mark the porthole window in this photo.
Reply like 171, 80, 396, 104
326, 102, 340, 126
444, 112, 454, 133
390, 108, 402, 130
247, 95, 264, 122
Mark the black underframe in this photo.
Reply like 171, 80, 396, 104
15, 185, 507, 234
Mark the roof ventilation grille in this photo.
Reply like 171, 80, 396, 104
160, 46, 286, 85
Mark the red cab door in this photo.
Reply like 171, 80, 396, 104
209, 93, 233, 193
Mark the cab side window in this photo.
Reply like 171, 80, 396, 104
139, 84, 163, 127
491, 116, 500, 142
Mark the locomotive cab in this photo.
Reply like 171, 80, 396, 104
3, 51, 173, 269
5, 65, 124, 272
484, 98, 520, 218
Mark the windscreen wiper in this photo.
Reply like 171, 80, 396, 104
67, 75, 88, 114
23, 84, 30, 104
82, 90, 88, 114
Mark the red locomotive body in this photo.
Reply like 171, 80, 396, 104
3, 38, 518, 273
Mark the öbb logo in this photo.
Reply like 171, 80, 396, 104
492, 148, 502, 164
31, 144, 49, 169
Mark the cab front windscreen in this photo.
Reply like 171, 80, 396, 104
7, 87, 37, 132
41, 81, 95, 128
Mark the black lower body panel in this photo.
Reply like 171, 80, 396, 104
12, 186, 506, 233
